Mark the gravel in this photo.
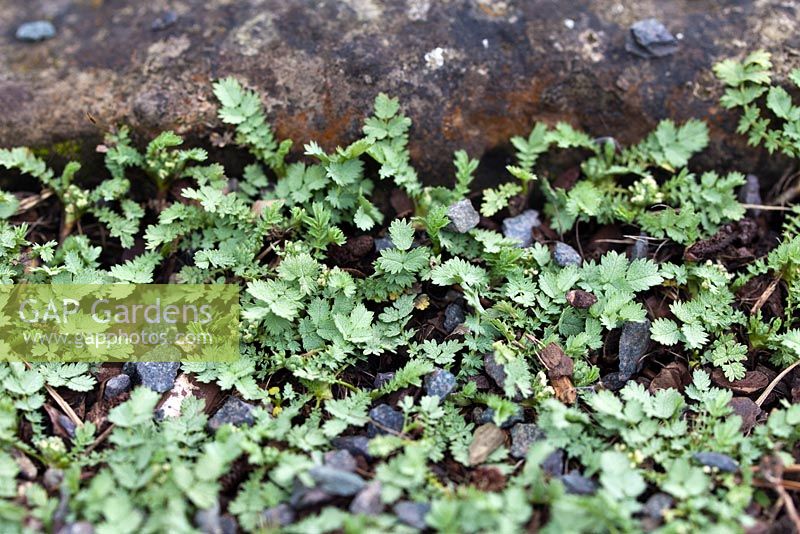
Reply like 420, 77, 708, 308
739, 174, 762, 215
446, 199, 480, 233
123, 362, 180, 393
560, 471, 598, 495
151, 10, 178, 31
443, 302, 465, 332
16, 21, 56, 42
424, 368, 457, 399
553, 242, 582, 267
484, 352, 507, 389
261, 504, 295, 527
509, 424, 545, 459
502, 210, 540, 247
324, 449, 357, 472
367, 404, 404, 436
104, 374, 131, 400
373, 372, 395, 389
208, 397, 255, 431
630, 234, 649, 260
374, 236, 395, 252
626, 19, 678, 58
309, 465, 366, 496
332, 435, 372, 459
644, 492, 674, 520
393, 501, 430, 530
349, 481, 384, 515
476, 406, 524, 429
618, 320, 651, 379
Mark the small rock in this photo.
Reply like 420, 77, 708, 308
601, 372, 629, 391
104, 374, 131, 400
618, 320, 651, 379
194, 502, 224, 534
349, 481, 384, 515
332, 435, 372, 459
541, 449, 565, 476
553, 242, 582, 267
565, 289, 597, 309
446, 199, 480, 233
373, 372, 395, 389
123, 362, 180, 393
290, 483, 332, 509
502, 209, 540, 247
626, 19, 678, 58
630, 234, 649, 260
393, 501, 430, 530
374, 236, 395, 252
15, 21, 56, 42
476, 406, 524, 429
729, 397, 760, 433
151, 10, 178, 31
58, 414, 77, 438
56, 522, 94, 534
43, 467, 63, 492
644, 492, 674, 520
560, 470, 597, 495
468, 423, 507, 466
208, 397, 255, 431
424, 368, 457, 399
692, 452, 739, 473
309, 465, 366, 496
261, 503, 295, 527
484, 352, 507, 388
443, 302, 466, 333
368, 404, 404, 436
509, 424, 545, 459
739, 174, 762, 215
324, 449, 357, 472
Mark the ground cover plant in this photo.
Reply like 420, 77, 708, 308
0, 50, 800, 532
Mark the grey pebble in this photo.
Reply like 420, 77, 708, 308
309, 465, 366, 496
553, 242, 582, 267
424, 368, 457, 399
208, 397, 255, 431
626, 19, 678, 58
394, 501, 430, 530
502, 209, 540, 247
484, 352, 507, 389
123, 362, 180, 393
509, 423, 545, 459
739, 174, 762, 215
374, 236, 395, 252
104, 374, 131, 400
56, 523, 94, 534
151, 10, 178, 31
324, 449, 357, 472
644, 492, 674, 520
618, 320, 651, 379
261, 504, 295, 528
332, 435, 372, 459
373, 372, 395, 389
476, 406, 524, 429
367, 404, 404, 436
446, 199, 480, 233
16, 21, 56, 42
349, 481, 384, 515
560, 470, 598, 495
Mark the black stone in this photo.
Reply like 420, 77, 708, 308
484, 352, 507, 389
476, 406, 524, 429
443, 302, 466, 333
374, 237, 395, 252
644, 492, 674, 520
739, 174, 762, 215
601, 372, 630, 391
367, 404, 404, 436
324, 449, 357, 472
692, 452, 739, 473
373, 372, 395, 389
261, 504, 295, 528
541, 449, 565, 477
208, 397, 255, 431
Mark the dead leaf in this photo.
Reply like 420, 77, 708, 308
539, 343, 576, 404
468, 423, 506, 466
711, 369, 769, 395
648, 361, 690, 393
728, 397, 760, 433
